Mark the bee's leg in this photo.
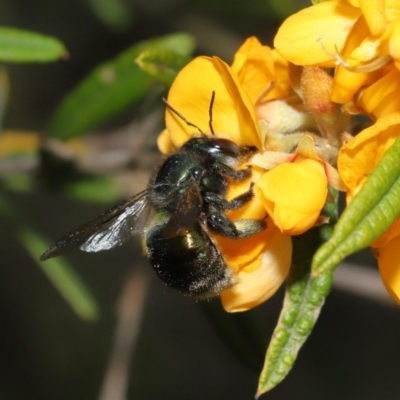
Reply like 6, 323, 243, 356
217, 163, 252, 181
204, 183, 254, 211
207, 212, 266, 238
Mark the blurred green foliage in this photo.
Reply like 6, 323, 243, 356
0, 27, 195, 319
0, 26, 67, 62
86, 0, 133, 31
47, 33, 195, 140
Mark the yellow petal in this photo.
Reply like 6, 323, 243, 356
209, 166, 270, 272
220, 231, 292, 312
270, 49, 291, 92
389, 20, 400, 69
165, 56, 262, 149
386, 0, 400, 23
336, 15, 382, 65
358, 0, 400, 37
331, 66, 380, 104
231, 37, 283, 103
331, 17, 382, 103
256, 157, 328, 235
157, 128, 175, 154
215, 220, 274, 273
338, 112, 400, 191
357, 65, 400, 118
347, 0, 360, 7
376, 234, 400, 304
349, 36, 383, 64
359, 0, 387, 36
212, 58, 262, 149
296, 134, 320, 161
274, 0, 361, 67
372, 218, 400, 248
226, 166, 265, 220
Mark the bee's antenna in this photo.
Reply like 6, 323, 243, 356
162, 98, 203, 135
209, 91, 215, 135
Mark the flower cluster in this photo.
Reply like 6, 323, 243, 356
160, 0, 400, 310
160, 38, 337, 312
275, 0, 400, 303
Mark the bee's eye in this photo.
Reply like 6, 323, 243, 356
206, 138, 240, 157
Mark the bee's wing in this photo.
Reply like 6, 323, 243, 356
41, 190, 152, 260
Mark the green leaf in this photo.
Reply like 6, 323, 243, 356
86, 0, 132, 31
0, 193, 99, 321
47, 33, 195, 140
18, 228, 99, 321
1, 174, 34, 193
148, 33, 196, 56
136, 48, 191, 86
62, 176, 120, 203
312, 135, 400, 276
257, 191, 338, 396
0, 26, 67, 62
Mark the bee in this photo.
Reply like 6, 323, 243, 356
41, 93, 266, 297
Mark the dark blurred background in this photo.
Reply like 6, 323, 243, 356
1, 1, 399, 399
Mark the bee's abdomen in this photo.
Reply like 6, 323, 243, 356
146, 224, 234, 297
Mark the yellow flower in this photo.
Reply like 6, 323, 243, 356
159, 37, 293, 155
338, 113, 400, 201
274, 0, 361, 68
330, 15, 385, 104
338, 112, 400, 302
254, 134, 330, 235
274, 0, 400, 104
159, 37, 296, 311
231, 36, 290, 104
158, 55, 262, 154
256, 156, 328, 235
220, 225, 292, 312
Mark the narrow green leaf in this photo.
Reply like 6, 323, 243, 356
0, 26, 67, 62
62, 176, 120, 203
86, 0, 132, 31
312, 135, 400, 276
47, 33, 195, 140
257, 191, 338, 396
136, 48, 191, 86
0, 193, 99, 321
18, 228, 99, 321
149, 33, 196, 56
1, 174, 34, 193
257, 267, 334, 395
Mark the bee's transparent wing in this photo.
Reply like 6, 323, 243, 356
41, 190, 152, 260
